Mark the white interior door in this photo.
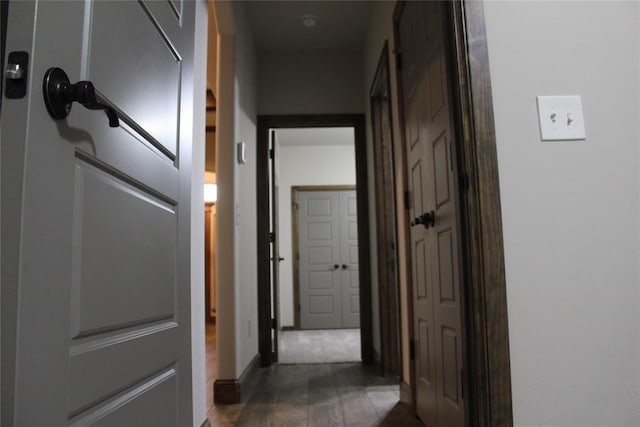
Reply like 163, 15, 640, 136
1, 1, 196, 425
298, 189, 359, 330
339, 190, 360, 328
299, 190, 342, 329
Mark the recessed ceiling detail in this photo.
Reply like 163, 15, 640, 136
302, 14, 319, 28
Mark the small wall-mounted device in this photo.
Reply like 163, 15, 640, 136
536, 95, 586, 141
237, 142, 246, 164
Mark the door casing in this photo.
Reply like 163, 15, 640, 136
369, 40, 401, 377
256, 114, 373, 366
393, 1, 513, 425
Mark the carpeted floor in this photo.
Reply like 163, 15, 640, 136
278, 328, 361, 364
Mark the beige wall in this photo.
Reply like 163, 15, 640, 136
213, 0, 260, 381
484, 1, 639, 425
232, 1, 259, 376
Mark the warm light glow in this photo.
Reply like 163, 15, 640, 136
204, 183, 217, 203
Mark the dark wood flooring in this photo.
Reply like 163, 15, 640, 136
206, 321, 217, 411
207, 363, 421, 426
206, 322, 420, 426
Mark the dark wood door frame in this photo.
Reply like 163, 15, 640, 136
257, 114, 373, 367
393, 1, 513, 425
369, 41, 401, 377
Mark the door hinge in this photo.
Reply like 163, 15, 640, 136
461, 172, 470, 194
409, 339, 416, 361
271, 318, 277, 329
269, 232, 275, 243
395, 50, 403, 71
449, 140, 455, 171
269, 148, 274, 159
461, 369, 464, 399
403, 190, 411, 210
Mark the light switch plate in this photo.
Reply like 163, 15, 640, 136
536, 95, 586, 141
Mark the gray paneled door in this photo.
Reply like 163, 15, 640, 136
1, 1, 195, 425
298, 189, 360, 330
397, 1, 466, 426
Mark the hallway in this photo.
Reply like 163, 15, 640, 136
207, 363, 420, 426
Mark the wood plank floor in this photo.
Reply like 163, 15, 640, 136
207, 363, 422, 426
278, 329, 361, 364
206, 321, 217, 411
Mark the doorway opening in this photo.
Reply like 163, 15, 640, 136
257, 115, 373, 367
204, 2, 219, 414
271, 128, 361, 365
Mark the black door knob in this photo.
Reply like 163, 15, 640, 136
43, 67, 119, 127
333, 264, 340, 270
410, 211, 435, 229
341, 264, 348, 270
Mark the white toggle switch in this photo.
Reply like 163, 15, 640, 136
536, 95, 586, 141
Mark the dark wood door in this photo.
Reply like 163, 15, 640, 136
397, 2, 466, 426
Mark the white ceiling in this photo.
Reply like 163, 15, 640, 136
275, 127, 355, 147
244, 1, 374, 51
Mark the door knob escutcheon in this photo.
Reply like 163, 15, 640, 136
43, 67, 119, 127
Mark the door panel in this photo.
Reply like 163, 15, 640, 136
1, 1, 195, 424
167, 0, 182, 20
309, 296, 335, 314
433, 135, 451, 207
397, 1, 466, 426
80, 369, 178, 426
70, 161, 176, 337
88, 1, 181, 156
438, 229, 456, 303
417, 320, 432, 385
442, 328, 460, 404
69, 325, 178, 415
